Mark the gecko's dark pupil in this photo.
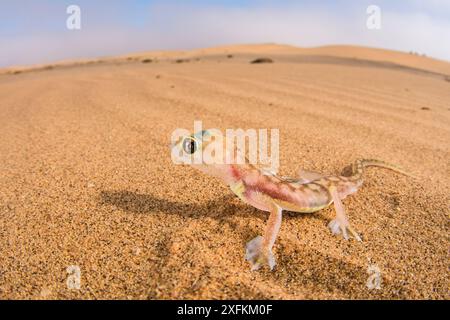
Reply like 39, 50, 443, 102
183, 138, 197, 154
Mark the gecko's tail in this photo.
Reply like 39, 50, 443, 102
350, 159, 416, 181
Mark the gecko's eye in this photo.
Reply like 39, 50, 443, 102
182, 138, 198, 154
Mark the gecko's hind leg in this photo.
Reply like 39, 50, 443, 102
328, 187, 362, 241
245, 203, 282, 271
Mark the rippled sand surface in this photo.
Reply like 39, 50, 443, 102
0, 44, 448, 299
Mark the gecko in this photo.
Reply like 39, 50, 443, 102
171, 130, 414, 271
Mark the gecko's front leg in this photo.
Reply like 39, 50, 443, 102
245, 202, 282, 271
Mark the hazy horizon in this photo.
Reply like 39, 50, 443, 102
1, 0, 450, 68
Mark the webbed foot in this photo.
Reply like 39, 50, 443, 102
328, 219, 362, 241
245, 236, 276, 271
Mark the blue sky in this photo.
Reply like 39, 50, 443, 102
1, 0, 450, 67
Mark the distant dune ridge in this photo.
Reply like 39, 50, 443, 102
2, 43, 450, 76
0, 44, 448, 299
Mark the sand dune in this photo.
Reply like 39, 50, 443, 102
0, 44, 449, 299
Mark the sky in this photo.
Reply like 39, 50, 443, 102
1, 0, 450, 67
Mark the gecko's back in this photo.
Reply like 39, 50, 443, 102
229, 164, 334, 213
231, 158, 406, 214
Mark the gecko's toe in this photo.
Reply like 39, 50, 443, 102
245, 236, 276, 271
348, 226, 362, 242
266, 252, 276, 270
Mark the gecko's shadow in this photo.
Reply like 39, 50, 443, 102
99, 190, 410, 298
99, 190, 328, 223
99, 189, 329, 252
99, 190, 263, 221
99, 190, 270, 246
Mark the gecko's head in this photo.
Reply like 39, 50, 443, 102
171, 130, 211, 165
171, 129, 235, 181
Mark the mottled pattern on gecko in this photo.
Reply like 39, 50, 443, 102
171, 130, 414, 271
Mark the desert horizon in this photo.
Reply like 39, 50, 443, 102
2, 42, 450, 74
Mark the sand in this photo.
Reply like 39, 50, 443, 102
0, 44, 449, 299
